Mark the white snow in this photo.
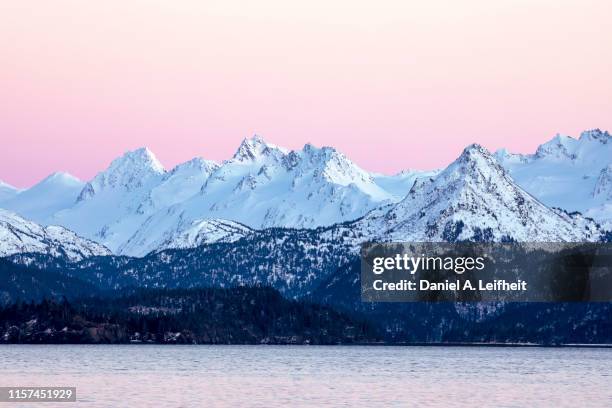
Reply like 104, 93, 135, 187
496, 129, 612, 227
24, 138, 430, 255
354, 144, 602, 243
0, 209, 110, 260
0, 172, 83, 222
0, 130, 609, 258
119, 218, 252, 257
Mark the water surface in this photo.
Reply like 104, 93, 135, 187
1, 345, 610, 407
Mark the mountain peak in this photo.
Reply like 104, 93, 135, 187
232, 135, 287, 162
40, 171, 82, 186
119, 147, 165, 173
405, 143, 511, 205
460, 143, 487, 157
452, 144, 505, 176
81, 147, 165, 196
534, 133, 578, 159
360, 141, 600, 243
298, 143, 375, 187
107, 147, 164, 175
579, 128, 611, 143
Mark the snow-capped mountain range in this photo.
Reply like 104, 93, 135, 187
0, 129, 610, 258
0, 136, 433, 256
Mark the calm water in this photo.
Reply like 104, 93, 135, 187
0, 345, 611, 407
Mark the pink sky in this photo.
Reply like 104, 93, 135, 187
1, 0, 611, 187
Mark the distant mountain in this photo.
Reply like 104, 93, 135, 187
157, 136, 405, 230
24, 137, 429, 255
0, 209, 111, 261
0, 172, 84, 222
0, 130, 609, 257
496, 129, 612, 228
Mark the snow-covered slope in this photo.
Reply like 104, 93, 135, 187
183, 137, 395, 226
0, 209, 110, 261
355, 144, 601, 242
51, 148, 171, 252
0, 180, 20, 203
119, 218, 252, 257
0, 173, 83, 222
373, 169, 439, 201
496, 129, 612, 227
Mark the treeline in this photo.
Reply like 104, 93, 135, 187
0, 286, 379, 345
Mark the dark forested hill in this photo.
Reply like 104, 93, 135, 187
0, 287, 378, 344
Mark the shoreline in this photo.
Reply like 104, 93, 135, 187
2, 342, 611, 348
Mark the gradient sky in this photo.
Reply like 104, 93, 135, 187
1, 0, 611, 187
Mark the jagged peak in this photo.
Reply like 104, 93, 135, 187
534, 135, 572, 159
461, 143, 487, 155
83, 147, 165, 194
232, 135, 288, 162
424, 143, 511, 195
531, 129, 610, 159
455, 144, 501, 169
110, 147, 165, 173
108, 147, 165, 174
298, 142, 373, 185
579, 128, 611, 143
375, 141, 602, 243
302, 142, 338, 156
300, 143, 353, 166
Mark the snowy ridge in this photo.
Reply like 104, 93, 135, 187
354, 144, 601, 242
37, 136, 423, 255
496, 129, 612, 227
0, 209, 110, 261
